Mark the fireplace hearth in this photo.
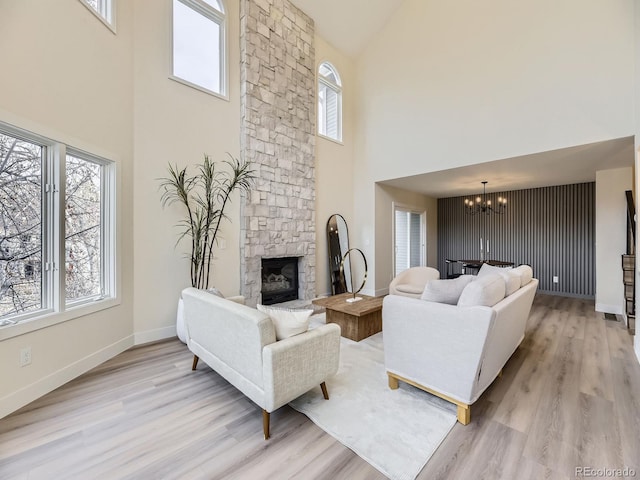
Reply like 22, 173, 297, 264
261, 257, 299, 305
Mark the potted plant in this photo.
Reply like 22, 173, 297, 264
159, 154, 255, 342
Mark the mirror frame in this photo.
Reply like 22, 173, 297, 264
326, 214, 351, 295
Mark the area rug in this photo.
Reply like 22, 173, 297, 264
289, 315, 457, 480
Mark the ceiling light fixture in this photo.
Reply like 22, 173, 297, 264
464, 181, 507, 215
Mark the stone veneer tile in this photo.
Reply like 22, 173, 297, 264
240, 0, 316, 306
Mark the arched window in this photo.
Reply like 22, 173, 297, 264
172, 0, 227, 97
318, 62, 342, 142
78, 0, 115, 31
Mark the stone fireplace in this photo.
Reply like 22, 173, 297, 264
239, 0, 316, 306
261, 257, 299, 305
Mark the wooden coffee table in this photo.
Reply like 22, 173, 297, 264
312, 293, 384, 341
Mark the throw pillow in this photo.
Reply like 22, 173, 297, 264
477, 263, 512, 277
205, 287, 225, 298
478, 264, 520, 296
420, 275, 475, 305
502, 270, 521, 296
512, 264, 534, 287
256, 304, 313, 340
457, 273, 506, 307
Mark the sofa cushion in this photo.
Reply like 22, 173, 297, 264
458, 273, 506, 307
420, 275, 475, 305
478, 264, 520, 296
257, 304, 313, 340
512, 264, 534, 287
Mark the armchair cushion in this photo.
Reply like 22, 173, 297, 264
420, 275, 475, 305
257, 304, 313, 340
389, 266, 440, 298
395, 284, 425, 295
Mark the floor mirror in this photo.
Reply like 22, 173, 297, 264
326, 214, 352, 294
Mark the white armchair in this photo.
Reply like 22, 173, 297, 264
389, 266, 440, 298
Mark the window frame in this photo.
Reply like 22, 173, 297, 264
170, 0, 228, 100
317, 61, 343, 143
392, 203, 426, 277
78, 0, 116, 34
0, 121, 118, 341
64, 148, 116, 309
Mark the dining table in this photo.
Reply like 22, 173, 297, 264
445, 259, 515, 277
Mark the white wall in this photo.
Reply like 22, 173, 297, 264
0, 0, 135, 416
132, 2, 355, 334
595, 168, 633, 315
132, 0, 243, 340
353, 0, 636, 294
314, 36, 355, 297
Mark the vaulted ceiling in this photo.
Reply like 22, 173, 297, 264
289, 0, 405, 57
288, 1, 635, 196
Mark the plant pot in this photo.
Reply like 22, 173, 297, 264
176, 297, 186, 343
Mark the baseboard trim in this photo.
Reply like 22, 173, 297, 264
0, 335, 133, 419
374, 287, 389, 297
134, 325, 176, 346
595, 303, 624, 316
537, 290, 595, 300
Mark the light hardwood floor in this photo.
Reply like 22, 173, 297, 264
1, 294, 639, 480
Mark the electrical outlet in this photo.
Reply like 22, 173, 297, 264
553, 276, 559, 284
20, 347, 32, 367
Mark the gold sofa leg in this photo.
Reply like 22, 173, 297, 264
387, 371, 472, 425
263, 410, 270, 440
191, 355, 199, 370
457, 404, 471, 425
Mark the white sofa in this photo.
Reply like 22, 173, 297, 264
389, 266, 440, 298
182, 287, 341, 439
383, 266, 538, 424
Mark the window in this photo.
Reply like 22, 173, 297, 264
0, 135, 43, 318
172, 0, 227, 97
79, 0, 115, 31
65, 153, 106, 303
318, 62, 342, 142
0, 123, 115, 328
394, 207, 425, 276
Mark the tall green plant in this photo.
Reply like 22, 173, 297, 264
159, 154, 255, 289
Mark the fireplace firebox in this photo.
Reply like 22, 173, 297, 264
261, 257, 299, 305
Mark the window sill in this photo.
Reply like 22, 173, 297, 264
169, 76, 229, 102
317, 133, 344, 146
0, 297, 121, 341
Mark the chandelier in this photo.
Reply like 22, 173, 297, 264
463, 181, 507, 215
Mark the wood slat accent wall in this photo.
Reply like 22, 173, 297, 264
437, 183, 595, 297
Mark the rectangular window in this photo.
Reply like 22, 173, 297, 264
0, 123, 116, 328
172, 0, 226, 97
65, 154, 103, 302
0, 133, 44, 319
